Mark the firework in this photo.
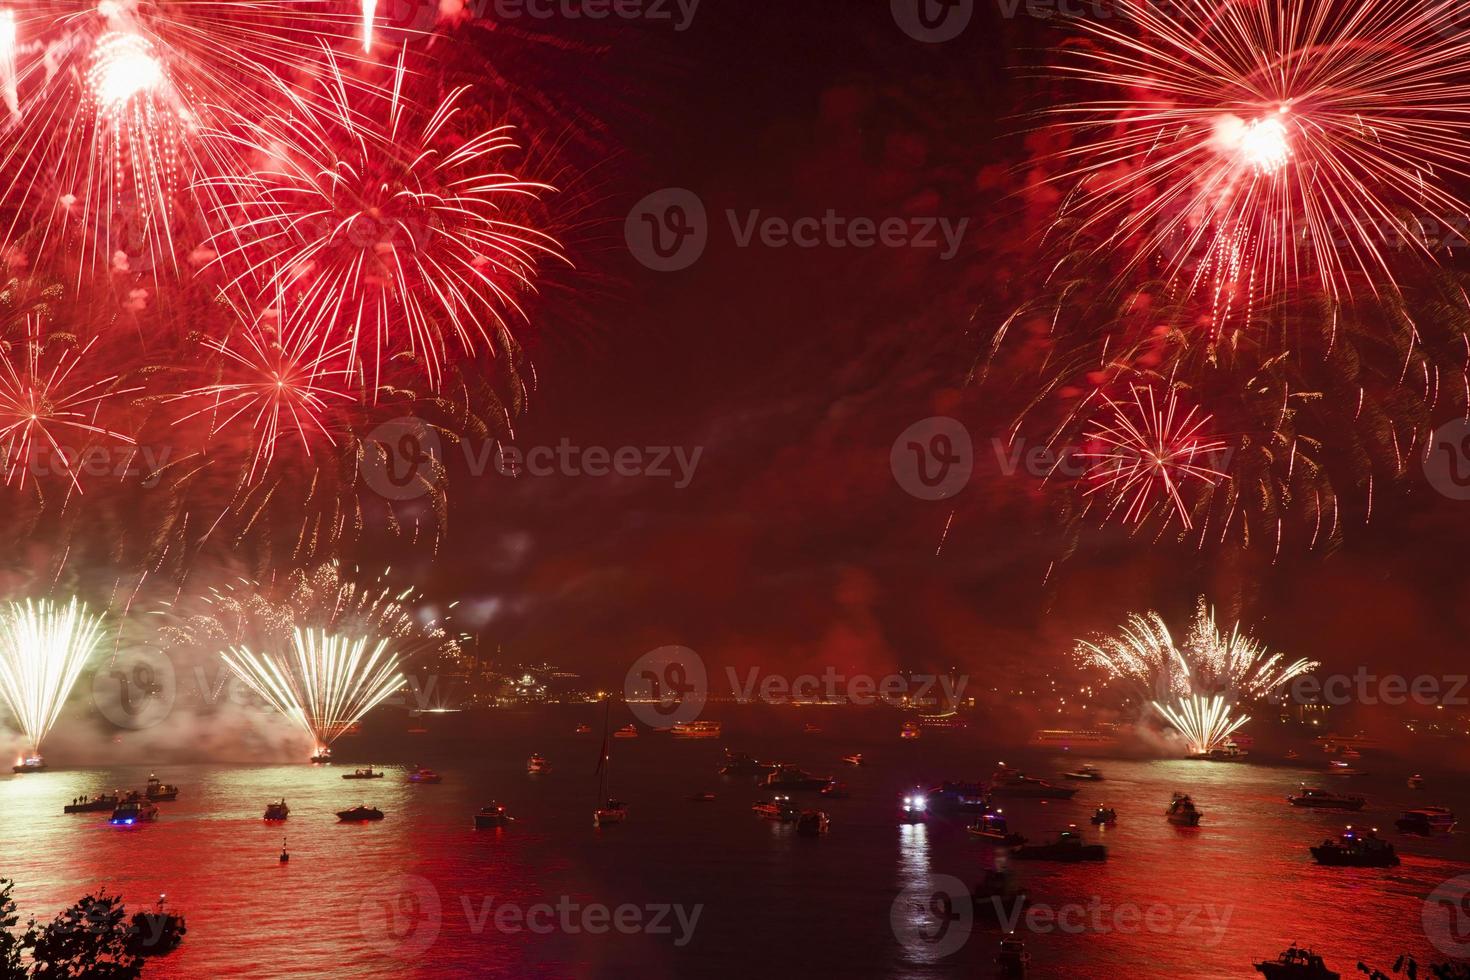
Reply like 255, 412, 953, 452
0, 598, 107, 758
0, 315, 138, 491
1074, 609, 1187, 703
1177, 599, 1318, 698
1079, 385, 1229, 530
1152, 694, 1248, 756
221, 626, 404, 757
204, 53, 562, 392
1044, 0, 1470, 309
0, 8, 16, 119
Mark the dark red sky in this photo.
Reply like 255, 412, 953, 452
381, 2, 1470, 689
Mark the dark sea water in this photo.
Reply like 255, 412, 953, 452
3, 709, 1467, 979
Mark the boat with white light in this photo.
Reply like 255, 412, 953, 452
1287, 787, 1365, 811
671, 720, 721, 739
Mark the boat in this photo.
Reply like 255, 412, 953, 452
967, 810, 1026, 846
671, 720, 721, 739
406, 767, 442, 784
1090, 806, 1117, 826
574, 724, 593, 735
1340, 748, 1361, 760
612, 725, 639, 740
899, 722, 920, 740
802, 723, 822, 735
760, 765, 832, 792
917, 710, 968, 730
594, 702, 629, 827
342, 766, 384, 780
900, 789, 928, 822
474, 803, 512, 829
1407, 773, 1424, 790
1395, 807, 1457, 835
64, 793, 120, 814
1310, 827, 1399, 867
1191, 740, 1247, 762
997, 933, 1031, 977
718, 750, 777, 777
264, 799, 290, 821
527, 754, 552, 775
309, 749, 332, 764
689, 791, 717, 802
1254, 946, 1340, 979
336, 805, 384, 822
1326, 760, 1363, 776
1028, 728, 1119, 750
1287, 787, 1366, 811
796, 810, 830, 836
110, 801, 160, 825
752, 796, 800, 822
819, 781, 851, 800
1166, 793, 1202, 826
989, 764, 1078, 800
1012, 827, 1106, 861
127, 895, 186, 958
12, 755, 45, 774
1062, 764, 1103, 781
926, 781, 989, 812
841, 753, 865, 766
145, 776, 179, 801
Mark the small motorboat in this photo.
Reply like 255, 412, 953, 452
1062, 764, 1103, 781
309, 749, 332, 765
1407, 773, 1424, 790
64, 793, 120, 814
989, 764, 1078, 800
612, 725, 639, 740
688, 791, 717, 802
1090, 806, 1117, 826
718, 750, 777, 777
1395, 807, 1456, 835
145, 776, 179, 801
899, 789, 928, 823
802, 723, 822, 735
967, 810, 1026, 846
1326, 760, 1363, 777
12, 755, 45, 774
761, 766, 833, 792
527, 754, 552, 775
796, 810, 830, 837
1287, 787, 1365, 811
1310, 827, 1399, 867
127, 894, 186, 958
752, 795, 799, 822
474, 803, 513, 829
110, 801, 160, 825
574, 724, 593, 735
1254, 945, 1339, 979
819, 781, 851, 800
926, 781, 989, 813
1166, 793, 1203, 827
264, 799, 290, 821
406, 767, 442, 784
594, 799, 628, 827
841, 753, 865, 766
899, 722, 920, 740
342, 766, 384, 780
336, 805, 385, 822
1012, 827, 1106, 862
996, 933, 1030, 977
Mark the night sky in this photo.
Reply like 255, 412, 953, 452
398, 2, 1470, 693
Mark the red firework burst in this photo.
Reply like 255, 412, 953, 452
204, 53, 562, 393
1079, 385, 1229, 530
0, 315, 138, 491
1045, 0, 1470, 313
